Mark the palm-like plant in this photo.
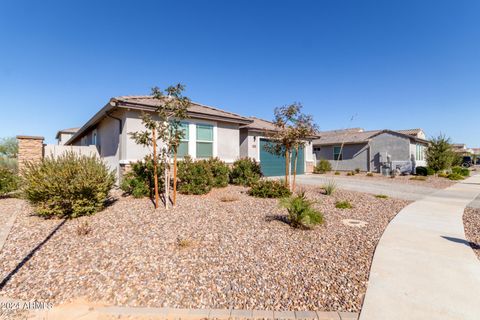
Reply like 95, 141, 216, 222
279, 192, 323, 229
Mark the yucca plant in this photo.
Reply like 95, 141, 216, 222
280, 192, 324, 229
322, 179, 337, 195
23, 152, 115, 218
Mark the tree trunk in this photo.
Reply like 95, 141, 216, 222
164, 155, 169, 209
173, 148, 178, 206
292, 145, 298, 192
152, 129, 159, 209
285, 148, 290, 188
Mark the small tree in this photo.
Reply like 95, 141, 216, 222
129, 84, 190, 209
265, 103, 317, 191
426, 134, 456, 173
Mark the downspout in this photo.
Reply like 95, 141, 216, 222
105, 102, 123, 183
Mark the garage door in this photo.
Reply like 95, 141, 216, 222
259, 139, 304, 177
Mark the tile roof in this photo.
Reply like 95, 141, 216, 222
240, 117, 278, 132
58, 127, 80, 134
313, 128, 427, 145
113, 96, 251, 124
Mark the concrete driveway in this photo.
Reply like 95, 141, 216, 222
293, 174, 480, 208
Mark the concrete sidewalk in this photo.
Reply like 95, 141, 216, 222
360, 174, 480, 320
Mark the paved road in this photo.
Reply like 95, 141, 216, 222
293, 174, 480, 208
293, 175, 438, 201
360, 174, 480, 320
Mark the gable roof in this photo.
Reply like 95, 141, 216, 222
313, 128, 428, 146
113, 96, 251, 124
55, 127, 80, 139
240, 117, 320, 139
66, 96, 252, 145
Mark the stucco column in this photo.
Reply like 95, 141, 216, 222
16, 135, 44, 174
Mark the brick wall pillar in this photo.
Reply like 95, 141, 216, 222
16, 135, 44, 174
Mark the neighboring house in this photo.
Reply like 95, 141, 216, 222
312, 128, 429, 173
63, 96, 252, 179
239, 117, 316, 176
55, 127, 79, 145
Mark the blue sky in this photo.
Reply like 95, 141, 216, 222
1, 0, 479, 145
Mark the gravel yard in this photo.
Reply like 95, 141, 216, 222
463, 207, 480, 260
319, 172, 455, 189
0, 185, 409, 312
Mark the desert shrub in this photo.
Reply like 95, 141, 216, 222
178, 156, 213, 195
23, 152, 115, 218
0, 167, 18, 196
355, 168, 361, 173
375, 194, 388, 199
427, 167, 435, 176
438, 172, 449, 178
313, 160, 332, 174
334, 171, 340, 175
410, 176, 427, 181
426, 134, 457, 172
346, 171, 354, 176
366, 172, 374, 177
448, 173, 464, 181
280, 192, 323, 229
415, 166, 428, 176
120, 157, 164, 198
322, 180, 337, 195
0, 137, 18, 173
248, 179, 291, 198
335, 200, 353, 209
452, 166, 470, 177
230, 158, 262, 186
206, 157, 230, 188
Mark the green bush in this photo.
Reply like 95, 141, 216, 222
313, 160, 332, 174
438, 172, 449, 178
22, 152, 115, 218
415, 166, 428, 176
448, 173, 464, 181
335, 200, 352, 209
322, 180, 337, 195
355, 168, 361, 173
206, 157, 230, 188
178, 156, 213, 195
346, 171, 354, 176
375, 194, 388, 199
410, 176, 427, 181
452, 166, 470, 177
120, 156, 164, 198
0, 168, 18, 196
230, 158, 262, 186
427, 167, 435, 176
280, 192, 323, 229
248, 179, 291, 198
334, 171, 340, 175
366, 172, 374, 177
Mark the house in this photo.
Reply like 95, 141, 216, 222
61, 96, 316, 179
312, 128, 429, 173
55, 127, 79, 145
62, 96, 253, 178
239, 117, 316, 176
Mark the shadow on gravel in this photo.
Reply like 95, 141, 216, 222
265, 214, 290, 225
441, 236, 480, 250
0, 219, 67, 290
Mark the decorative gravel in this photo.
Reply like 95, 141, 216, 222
320, 172, 455, 189
0, 186, 409, 312
463, 207, 480, 260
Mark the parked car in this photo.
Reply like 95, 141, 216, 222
462, 156, 473, 167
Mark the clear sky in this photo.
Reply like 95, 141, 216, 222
1, 0, 479, 145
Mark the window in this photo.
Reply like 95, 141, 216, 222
416, 144, 424, 161
196, 124, 213, 158
333, 146, 343, 160
177, 122, 189, 158
313, 147, 321, 152
92, 130, 97, 146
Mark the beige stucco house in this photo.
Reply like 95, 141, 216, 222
60, 96, 315, 179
